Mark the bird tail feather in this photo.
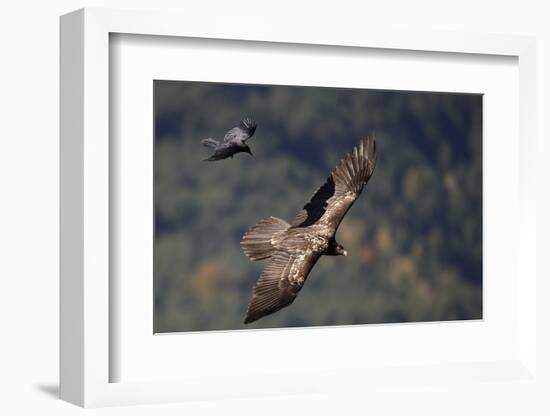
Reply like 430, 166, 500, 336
201, 138, 219, 148
241, 216, 290, 261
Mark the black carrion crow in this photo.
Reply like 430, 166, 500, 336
240, 137, 377, 323
201, 117, 257, 161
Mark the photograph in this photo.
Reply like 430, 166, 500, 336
154, 80, 482, 333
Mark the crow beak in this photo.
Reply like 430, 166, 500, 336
248, 150, 253, 156
343, 250, 348, 257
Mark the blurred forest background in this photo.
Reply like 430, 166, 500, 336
154, 80, 482, 333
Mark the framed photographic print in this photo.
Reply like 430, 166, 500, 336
152, 80, 482, 333
60, 7, 538, 408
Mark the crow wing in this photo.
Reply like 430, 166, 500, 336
223, 126, 250, 144
203, 142, 234, 161
244, 249, 321, 324
291, 137, 377, 229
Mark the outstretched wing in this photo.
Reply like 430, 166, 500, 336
291, 137, 377, 229
244, 250, 320, 324
223, 126, 249, 143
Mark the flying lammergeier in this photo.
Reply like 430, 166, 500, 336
201, 117, 257, 161
240, 137, 377, 323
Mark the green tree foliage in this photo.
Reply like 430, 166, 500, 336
154, 81, 482, 332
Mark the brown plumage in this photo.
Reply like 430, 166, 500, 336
240, 137, 377, 324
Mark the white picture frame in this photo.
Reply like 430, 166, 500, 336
60, 7, 537, 407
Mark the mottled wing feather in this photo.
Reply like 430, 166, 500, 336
244, 250, 320, 324
291, 137, 377, 229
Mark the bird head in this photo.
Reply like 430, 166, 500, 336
328, 240, 347, 256
240, 117, 257, 135
336, 244, 348, 257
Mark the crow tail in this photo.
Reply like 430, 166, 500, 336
201, 138, 219, 148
